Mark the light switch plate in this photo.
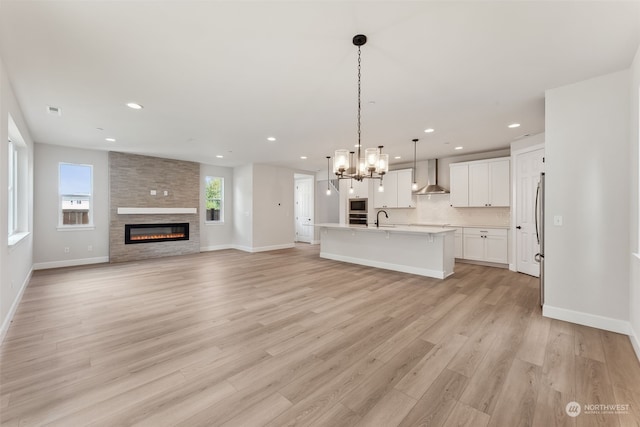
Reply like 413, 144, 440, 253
150, 190, 157, 196
553, 215, 563, 226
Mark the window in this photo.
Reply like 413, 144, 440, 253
7, 139, 17, 236
59, 163, 93, 227
205, 176, 224, 222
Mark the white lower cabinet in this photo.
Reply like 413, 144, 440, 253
462, 227, 508, 264
453, 227, 463, 258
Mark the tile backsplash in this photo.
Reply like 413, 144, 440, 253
381, 194, 510, 227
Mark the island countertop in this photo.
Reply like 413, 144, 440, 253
314, 223, 456, 235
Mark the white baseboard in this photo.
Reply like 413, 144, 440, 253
630, 323, 640, 363
311, 240, 320, 245
200, 244, 234, 252
33, 256, 110, 270
543, 304, 631, 335
1, 267, 33, 344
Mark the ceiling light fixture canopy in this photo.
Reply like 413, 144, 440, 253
328, 34, 388, 191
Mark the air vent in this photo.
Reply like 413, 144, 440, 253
46, 106, 62, 116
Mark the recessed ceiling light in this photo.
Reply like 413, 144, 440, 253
216, 155, 224, 159
424, 128, 435, 133
508, 123, 520, 128
126, 102, 143, 110
105, 138, 116, 142
454, 146, 463, 150
300, 156, 307, 160
394, 156, 401, 159
267, 137, 276, 142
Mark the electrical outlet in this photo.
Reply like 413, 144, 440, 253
64, 247, 70, 253
164, 190, 168, 196
150, 190, 157, 196
87, 245, 93, 252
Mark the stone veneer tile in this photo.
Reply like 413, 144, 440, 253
109, 152, 200, 262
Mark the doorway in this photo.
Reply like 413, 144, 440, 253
294, 174, 314, 243
514, 146, 545, 276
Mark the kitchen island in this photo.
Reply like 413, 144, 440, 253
315, 223, 456, 279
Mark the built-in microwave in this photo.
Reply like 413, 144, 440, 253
349, 198, 368, 226
349, 198, 368, 213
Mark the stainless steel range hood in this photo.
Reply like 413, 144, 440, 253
413, 159, 449, 195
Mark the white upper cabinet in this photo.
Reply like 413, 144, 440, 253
395, 169, 414, 208
449, 164, 470, 207
351, 179, 370, 199
449, 157, 510, 207
487, 159, 510, 206
373, 169, 414, 208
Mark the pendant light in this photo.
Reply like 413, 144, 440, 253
326, 156, 331, 196
327, 34, 388, 189
412, 138, 419, 191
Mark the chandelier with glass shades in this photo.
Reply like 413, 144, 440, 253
328, 34, 389, 193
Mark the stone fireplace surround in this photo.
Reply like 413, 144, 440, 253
109, 152, 200, 263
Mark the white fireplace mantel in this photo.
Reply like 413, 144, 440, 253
117, 207, 197, 215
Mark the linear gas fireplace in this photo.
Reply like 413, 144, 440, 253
125, 223, 189, 244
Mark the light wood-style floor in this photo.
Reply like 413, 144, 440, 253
1, 244, 639, 426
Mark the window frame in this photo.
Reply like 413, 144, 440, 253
58, 162, 94, 229
205, 176, 224, 224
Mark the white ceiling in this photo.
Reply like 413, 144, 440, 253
1, 1, 639, 172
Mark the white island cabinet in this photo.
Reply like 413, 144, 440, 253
315, 224, 455, 279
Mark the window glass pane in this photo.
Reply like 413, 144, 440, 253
60, 163, 92, 195
59, 163, 93, 227
8, 140, 16, 235
205, 176, 223, 222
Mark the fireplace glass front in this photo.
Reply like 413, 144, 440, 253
124, 223, 189, 244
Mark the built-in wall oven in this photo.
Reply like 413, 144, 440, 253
348, 198, 368, 226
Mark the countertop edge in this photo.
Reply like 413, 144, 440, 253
314, 223, 455, 234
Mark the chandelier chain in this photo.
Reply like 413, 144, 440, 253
357, 46, 362, 161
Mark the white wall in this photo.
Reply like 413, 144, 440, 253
252, 164, 295, 250
0, 57, 34, 341
545, 70, 631, 333
629, 45, 640, 359
232, 163, 296, 252
33, 144, 109, 268
233, 164, 253, 251
200, 163, 234, 251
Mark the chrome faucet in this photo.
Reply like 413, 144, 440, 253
375, 210, 388, 228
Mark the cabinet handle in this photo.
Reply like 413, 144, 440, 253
516, 226, 522, 229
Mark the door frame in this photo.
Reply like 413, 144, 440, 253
510, 142, 545, 272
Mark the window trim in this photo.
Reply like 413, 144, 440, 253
205, 176, 224, 224
58, 162, 94, 229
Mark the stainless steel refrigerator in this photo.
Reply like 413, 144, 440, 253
535, 172, 545, 306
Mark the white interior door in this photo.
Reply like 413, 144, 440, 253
295, 177, 314, 243
515, 148, 545, 276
